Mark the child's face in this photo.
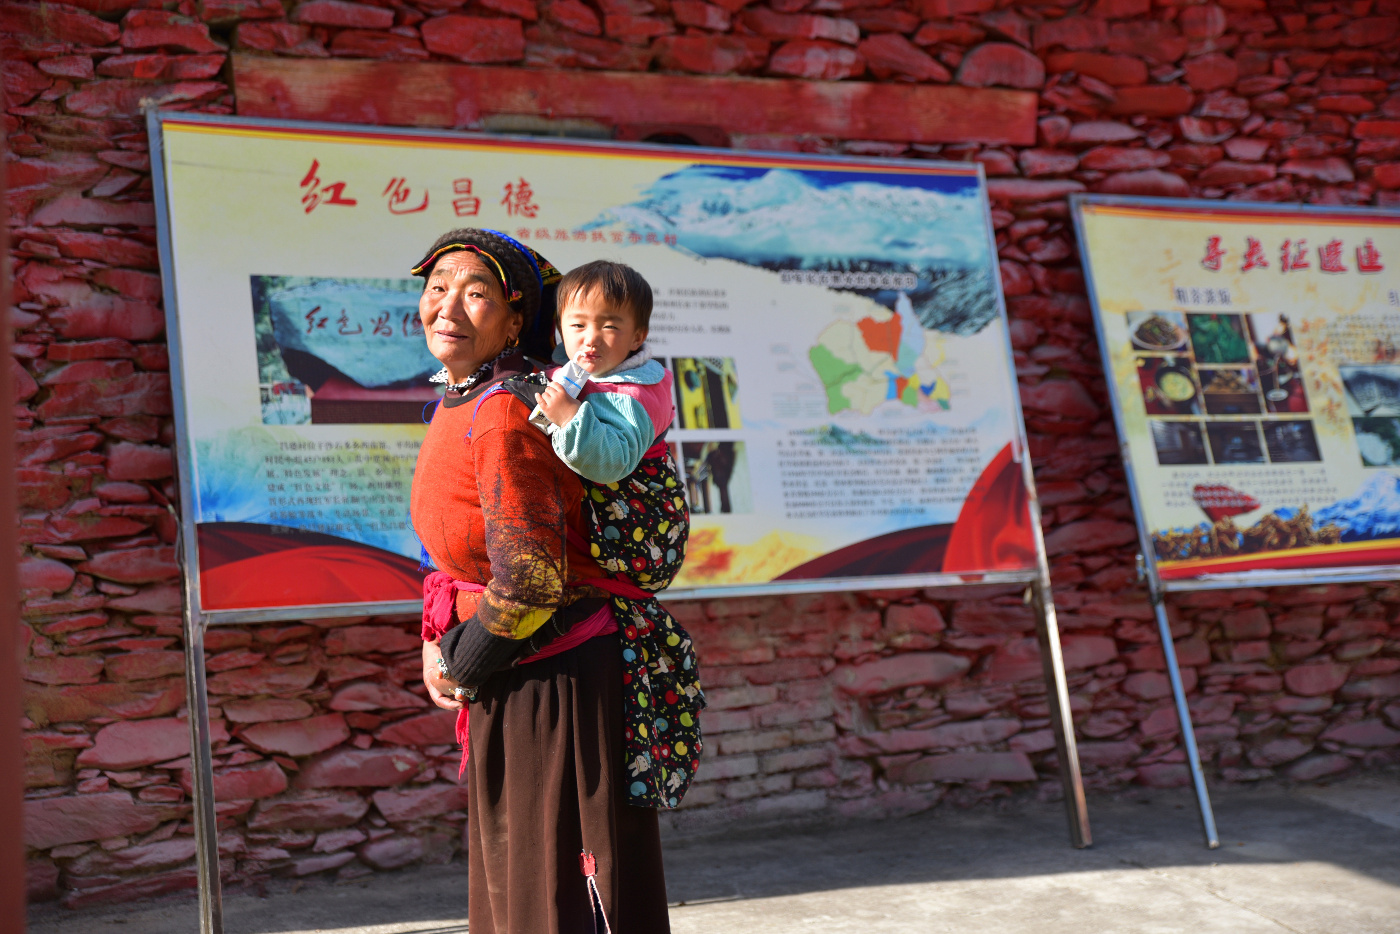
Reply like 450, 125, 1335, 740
558, 291, 646, 374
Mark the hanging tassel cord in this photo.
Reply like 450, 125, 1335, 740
579, 850, 612, 934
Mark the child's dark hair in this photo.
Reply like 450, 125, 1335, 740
556, 260, 653, 331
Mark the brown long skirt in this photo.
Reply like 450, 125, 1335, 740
466, 632, 671, 934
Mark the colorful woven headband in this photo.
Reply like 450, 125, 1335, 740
409, 243, 523, 303
484, 231, 562, 356
482, 229, 560, 288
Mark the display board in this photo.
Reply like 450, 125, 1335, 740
152, 113, 1038, 617
1073, 195, 1400, 588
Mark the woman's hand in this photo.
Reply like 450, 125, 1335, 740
539, 382, 581, 428
422, 640, 464, 711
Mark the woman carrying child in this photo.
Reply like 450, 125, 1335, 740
409, 228, 702, 934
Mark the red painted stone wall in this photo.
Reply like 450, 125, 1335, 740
9, 0, 1400, 910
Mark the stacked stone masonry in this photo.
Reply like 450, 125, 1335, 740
8, 0, 1400, 909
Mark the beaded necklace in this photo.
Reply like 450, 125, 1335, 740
429, 348, 512, 394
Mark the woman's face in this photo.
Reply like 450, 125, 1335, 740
419, 251, 522, 381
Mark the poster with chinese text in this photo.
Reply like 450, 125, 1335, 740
1073, 195, 1400, 584
153, 113, 1036, 615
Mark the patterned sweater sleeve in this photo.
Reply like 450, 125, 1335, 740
472, 395, 575, 639
548, 392, 655, 484
439, 394, 575, 684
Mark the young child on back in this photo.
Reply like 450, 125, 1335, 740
535, 260, 675, 483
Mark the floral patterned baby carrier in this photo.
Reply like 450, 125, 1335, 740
585, 441, 688, 591
501, 374, 705, 809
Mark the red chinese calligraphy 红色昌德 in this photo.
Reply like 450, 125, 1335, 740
501, 178, 539, 218
452, 179, 480, 217
382, 177, 428, 215
300, 160, 357, 214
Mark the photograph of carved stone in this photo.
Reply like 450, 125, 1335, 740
252, 275, 439, 424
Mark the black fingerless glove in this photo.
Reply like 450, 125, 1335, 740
439, 597, 609, 687
438, 622, 519, 686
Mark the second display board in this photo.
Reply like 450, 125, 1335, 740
1074, 195, 1400, 585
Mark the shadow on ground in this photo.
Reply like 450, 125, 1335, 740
28, 773, 1400, 934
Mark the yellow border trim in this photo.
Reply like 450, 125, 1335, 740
161, 119, 983, 178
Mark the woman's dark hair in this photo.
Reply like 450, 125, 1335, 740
556, 260, 653, 331
412, 228, 558, 359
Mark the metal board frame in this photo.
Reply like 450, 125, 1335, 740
148, 108, 225, 933
148, 109, 1092, 934
151, 108, 1064, 620
1070, 192, 1400, 850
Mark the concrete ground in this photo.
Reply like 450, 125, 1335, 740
29, 772, 1400, 934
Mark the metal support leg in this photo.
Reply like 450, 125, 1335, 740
183, 602, 225, 933
1032, 578, 1092, 848
1149, 591, 1219, 849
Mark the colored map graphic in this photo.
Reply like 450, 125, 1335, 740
809, 293, 952, 415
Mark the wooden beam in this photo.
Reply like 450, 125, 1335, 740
231, 55, 1037, 146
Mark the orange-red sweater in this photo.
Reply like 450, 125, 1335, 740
410, 382, 604, 641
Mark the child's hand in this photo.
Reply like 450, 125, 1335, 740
539, 382, 582, 428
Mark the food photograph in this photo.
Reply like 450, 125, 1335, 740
1136, 354, 1202, 416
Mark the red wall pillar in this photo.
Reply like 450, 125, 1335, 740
1, 84, 28, 931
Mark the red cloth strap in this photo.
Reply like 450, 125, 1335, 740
421, 570, 624, 658
420, 570, 621, 777
421, 571, 483, 641
421, 571, 646, 640
574, 576, 652, 600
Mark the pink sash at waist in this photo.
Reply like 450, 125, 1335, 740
421, 571, 649, 643
420, 571, 644, 774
